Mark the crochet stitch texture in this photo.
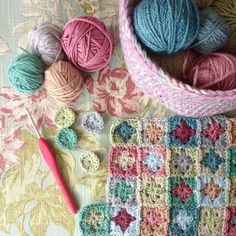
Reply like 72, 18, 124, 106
78, 115, 236, 236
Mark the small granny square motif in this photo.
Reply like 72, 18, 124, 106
139, 147, 166, 177
167, 177, 200, 208
226, 177, 236, 206
140, 118, 166, 146
109, 147, 138, 177
141, 207, 169, 236
166, 116, 199, 148
138, 177, 167, 207
110, 118, 139, 146
199, 176, 226, 208
110, 206, 140, 236
200, 149, 226, 176
224, 207, 236, 236
198, 208, 224, 236
199, 116, 229, 148
78, 203, 110, 236
229, 118, 236, 147
226, 147, 236, 177
168, 208, 199, 236
107, 177, 138, 207
167, 148, 201, 178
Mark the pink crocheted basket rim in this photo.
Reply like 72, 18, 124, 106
119, 0, 236, 98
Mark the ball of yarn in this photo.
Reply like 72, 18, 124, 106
44, 61, 84, 103
194, 8, 229, 54
149, 50, 199, 80
212, 0, 236, 55
8, 51, 46, 94
61, 16, 114, 72
195, 0, 213, 9
186, 53, 236, 90
28, 23, 65, 66
132, 0, 200, 54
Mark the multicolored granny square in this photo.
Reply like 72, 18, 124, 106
107, 177, 138, 207
78, 115, 236, 236
166, 116, 199, 148
167, 177, 199, 208
109, 147, 138, 177
141, 207, 169, 236
138, 177, 167, 207
110, 206, 140, 236
167, 148, 200, 177
199, 116, 229, 148
140, 118, 166, 146
139, 147, 166, 177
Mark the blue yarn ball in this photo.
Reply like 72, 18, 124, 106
8, 51, 46, 94
132, 0, 200, 54
194, 8, 229, 54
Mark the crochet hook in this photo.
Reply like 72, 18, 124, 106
25, 108, 77, 215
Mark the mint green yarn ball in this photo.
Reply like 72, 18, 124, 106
8, 52, 46, 94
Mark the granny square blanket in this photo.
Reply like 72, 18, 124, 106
78, 116, 236, 236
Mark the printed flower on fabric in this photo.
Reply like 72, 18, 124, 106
0, 87, 62, 129
139, 177, 167, 207
198, 208, 224, 236
227, 147, 236, 177
139, 147, 166, 177
224, 207, 236, 236
110, 119, 139, 146
226, 177, 236, 206
109, 147, 138, 177
199, 176, 226, 208
169, 208, 199, 236
85, 66, 143, 117
229, 118, 236, 147
141, 207, 169, 236
78, 203, 110, 236
200, 149, 226, 176
0, 115, 25, 175
167, 148, 200, 178
107, 177, 138, 207
110, 206, 140, 236
140, 118, 165, 146
200, 116, 229, 148
167, 177, 199, 208
166, 117, 199, 148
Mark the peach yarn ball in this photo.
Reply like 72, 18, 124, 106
61, 16, 114, 72
45, 61, 84, 103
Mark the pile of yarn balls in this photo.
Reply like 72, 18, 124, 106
133, 0, 236, 91
7, 17, 114, 102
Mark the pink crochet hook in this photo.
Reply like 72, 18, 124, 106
25, 108, 77, 215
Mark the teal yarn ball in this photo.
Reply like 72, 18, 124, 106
194, 8, 229, 54
8, 51, 46, 94
132, 0, 200, 54
55, 128, 78, 150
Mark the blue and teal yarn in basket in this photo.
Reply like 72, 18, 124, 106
55, 128, 78, 150
193, 8, 229, 54
132, 0, 200, 54
8, 51, 46, 94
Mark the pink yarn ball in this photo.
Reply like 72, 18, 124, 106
187, 53, 236, 91
61, 16, 114, 72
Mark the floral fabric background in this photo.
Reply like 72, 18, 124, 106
0, 0, 170, 235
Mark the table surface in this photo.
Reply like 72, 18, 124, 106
0, 1, 171, 235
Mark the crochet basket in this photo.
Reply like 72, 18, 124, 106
119, 0, 236, 117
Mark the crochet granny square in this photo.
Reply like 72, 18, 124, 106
79, 115, 236, 236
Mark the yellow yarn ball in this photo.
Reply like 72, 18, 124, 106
212, 0, 236, 55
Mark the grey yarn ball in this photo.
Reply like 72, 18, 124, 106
28, 23, 65, 65
194, 8, 229, 54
